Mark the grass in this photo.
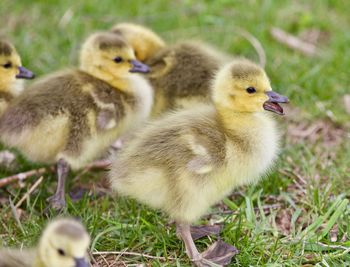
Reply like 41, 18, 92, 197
0, 0, 349, 266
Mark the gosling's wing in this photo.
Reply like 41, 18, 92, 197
88, 81, 135, 131
187, 156, 213, 174
183, 125, 226, 175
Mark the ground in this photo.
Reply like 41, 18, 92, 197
0, 0, 349, 266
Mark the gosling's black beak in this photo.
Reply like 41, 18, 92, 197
263, 91, 289, 115
16, 66, 35, 79
266, 91, 289, 103
74, 257, 89, 267
129, 59, 150, 73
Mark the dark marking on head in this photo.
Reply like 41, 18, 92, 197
110, 28, 123, 36
230, 61, 263, 80
0, 40, 13, 56
55, 222, 86, 240
94, 33, 128, 50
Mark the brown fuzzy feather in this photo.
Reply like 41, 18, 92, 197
145, 41, 228, 115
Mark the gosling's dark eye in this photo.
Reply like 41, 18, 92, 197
3, 62, 12, 69
246, 87, 256, 94
114, 56, 123, 63
57, 248, 65, 256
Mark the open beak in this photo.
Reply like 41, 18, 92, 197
74, 257, 89, 267
16, 66, 35, 79
263, 91, 289, 115
129, 59, 150, 73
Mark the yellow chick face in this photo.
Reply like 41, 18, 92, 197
111, 23, 166, 62
212, 60, 288, 115
0, 40, 34, 93
80, 32, 149, 82
38, 218, 90, 267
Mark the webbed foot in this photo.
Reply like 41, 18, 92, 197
46, 193, 66, 211
190, 225, 222, 240
197, 240, 239, 266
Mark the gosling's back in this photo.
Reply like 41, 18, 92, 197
145, 42, 227, 115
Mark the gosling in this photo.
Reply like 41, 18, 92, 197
110, 23, 229, 116
0, 218, 90, 267
109, 59, 289, 266
0, 32, 152, 210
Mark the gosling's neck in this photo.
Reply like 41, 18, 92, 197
81, 66, 132, 93
215, 105, 262, 131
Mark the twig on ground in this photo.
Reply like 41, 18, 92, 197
73, 159, 111, 181
315, 242, 349, 251
0, 167, 52, 188
270, 27, 317, 56
208, 203, 281, 216
15, 176, 44, 208
9, 197, 25, 234
235, 28, 266, 67
92, 251, 176, 261
99, 254, 112, 267
279, 169, 307, 185
89, 251, 98, 265
1, 159, 110, 188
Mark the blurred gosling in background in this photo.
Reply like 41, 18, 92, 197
0, 218, 90, 267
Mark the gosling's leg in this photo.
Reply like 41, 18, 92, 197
176, 223, 238, 267
190, 225, 222, 240
47, 158, 70, 210
176, 223, 202, 264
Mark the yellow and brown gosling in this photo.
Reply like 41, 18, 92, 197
0, 218, 90, 267
0, 39, 34, 116
110, 23, 230, 116
0, 32, 153, 210
109, 59, 289, 266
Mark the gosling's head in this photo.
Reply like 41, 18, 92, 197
80, 32, 149, 80
38, 218, 90, 267
0, 39, 34, 94
111, 23, 165, 62
212, 59, 289, 115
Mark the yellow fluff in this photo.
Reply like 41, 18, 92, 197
109, 59, 289, 266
